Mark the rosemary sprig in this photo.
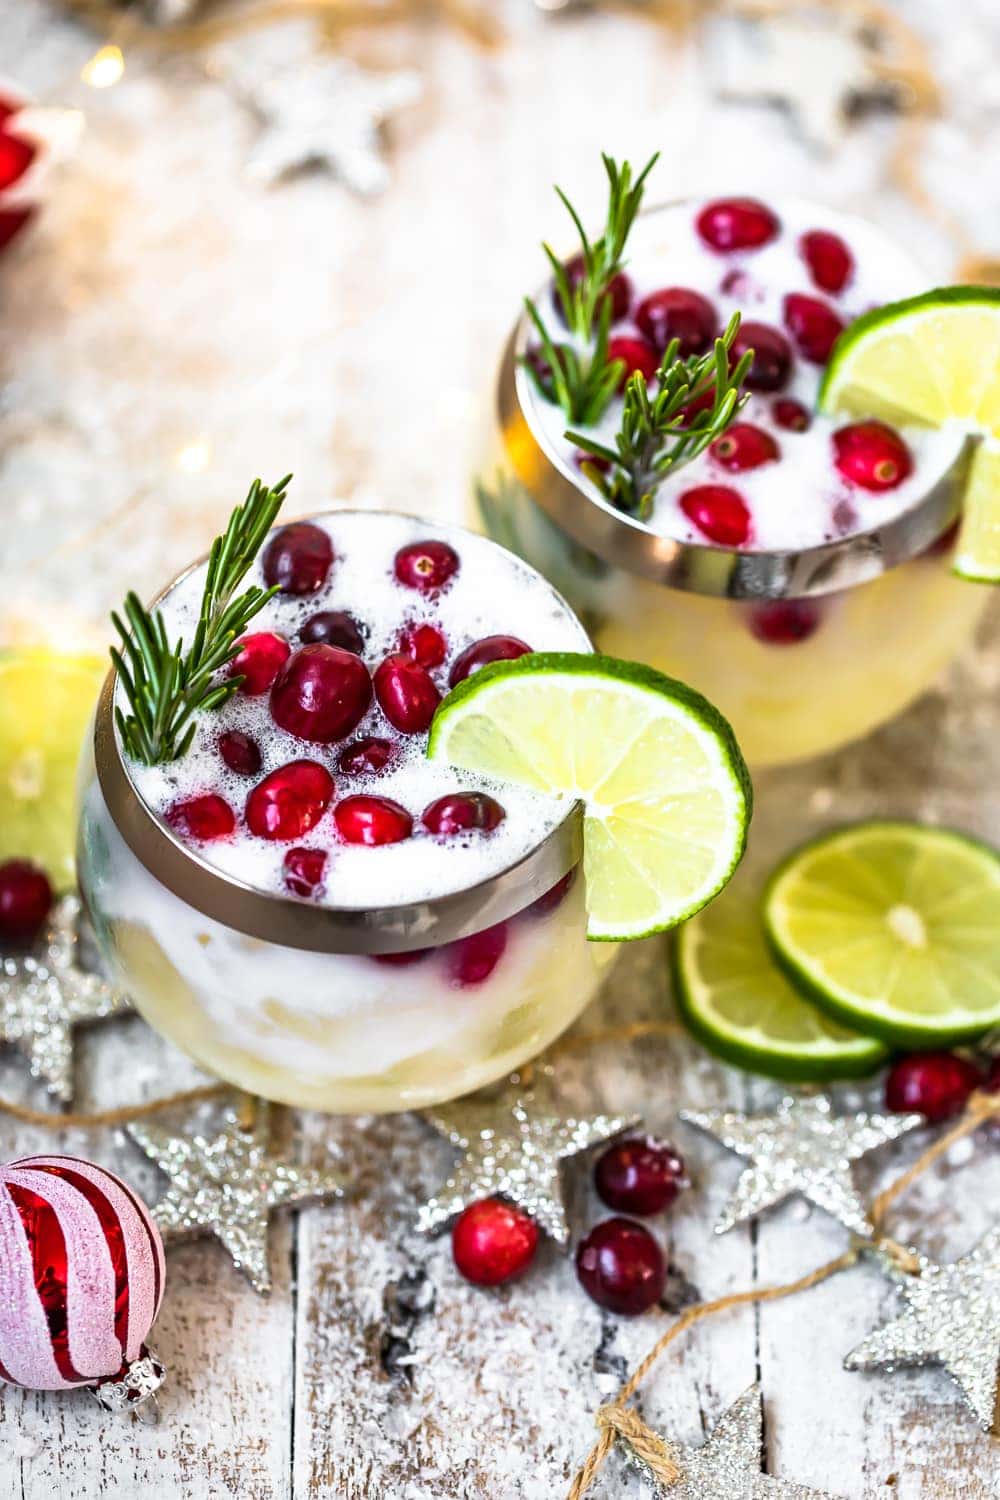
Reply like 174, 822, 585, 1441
567, 315, 752, 520
111, 473, 291, 766
523, 295, 624, 427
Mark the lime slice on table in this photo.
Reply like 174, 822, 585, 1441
763, 820, 1000, 1048
0, 648, 106, 889
819, 287, 1000, 581
673, 867, 887, 1082
427, 653, 751, 941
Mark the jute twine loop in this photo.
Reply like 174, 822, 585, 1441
595, 1404, 681, 1485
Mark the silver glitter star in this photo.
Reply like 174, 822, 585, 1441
845, 1228, 1000, 1432
127, 1096, 346, 1295
619, 1384, 841, 1498
416, 1076, 639, 1244
680, 1094, 922, 1237
0, 895, 130, 1101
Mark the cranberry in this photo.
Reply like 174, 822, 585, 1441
832, 421, 913, 493
422, 793, 505, 836
394, 539, 460, 594
262, 523, 334, 595
832, 497, 859, 534
730, 321, 792, 393
926, 519, 961, 559
334, 795, 413, 846
594, 1136, 688, 1217
573, 451, 611, 476
229, 631, 290, 695
0, 206, 33, 252
299, 609, 366, 655
449, 635, 531, 688
525, 869, 576, 918
373, 948, 431, 968
398, 621, 448, 669
166, 794, 236, 843
283, 847, 327, 897
447, 923, 508, 987
710, 422, 779, 472
719, 267, 763, 301
218, 729, 263, 776
0, 130, 36, 194
452, 1198, 539, 1286
986, 1056, 1000, 1092
338, 735, 395, 775
885, 1052, 984, 1123
772, 397, 812, 432
245, 760, 335, 841
270, 644, 372, 743
554, 254, 632, 326
0, 860, 53, 944
575, 1217, 666, 1315
696, 197, 779, 253
680, 485, 752, 547
608, 336, 659, 390
635, 288, 717, 357
800, 229, 854, 294
374, 654, 441, 734
783, 293, 845, 364
749, 600, 822, 645
524, 344, 567, 403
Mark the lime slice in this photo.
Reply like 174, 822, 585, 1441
0, 648, 107, 889
819, 287, 1000, 581
427, 653, 751, 941
763, 820, 1000, 1047
673, 868, 887, 1081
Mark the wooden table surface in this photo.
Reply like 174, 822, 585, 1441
2, 2, 1000, 1495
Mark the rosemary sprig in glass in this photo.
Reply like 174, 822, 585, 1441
567, 315, 752, 520
111, 473, 291, 766
523, 295, 624, 427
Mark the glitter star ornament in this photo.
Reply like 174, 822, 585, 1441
127, 1096, 346, 1294
680, 1094, 922, 1237
416, 1076, 639, 1244
0, 895, 130, 1101
845, 1227, 1000, 1432
619, 1384, 840, 1499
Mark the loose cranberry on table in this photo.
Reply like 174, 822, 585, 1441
554, 254, 632, 326
800, 229, 854, 295
166, 794, 236, 843
218, 729, 263, 777
270, 644, 373, 743
447, 923, 508, 987
394, 539, 460, 594
729, 321, 792, 393
338, 735, 395, 776
696, 197, 780, 253
749, 600, 822, 646
594, 1136, 688, 1217
299, 609, 366, 655
608, 335, 659, 390
452, 1198, 539, 1287
885, 1051, 984, 1123
334, 795, 413, 846
710, 422, 779, 473
832, 421, 913, 493
398, 621, 448, 669
422, 793, 505, 836
0, 860, 53, 944
245, 760, 335, 841
635, 288, 717, 357
262, 522, 334, 596
680, 485, 752, 547
449, 635, 532, 688
772, 397, 812, 432
374, 654, 441, 734
229, 631, 290, 695
783, 293, 845, 365
283, 847, 328, 897
575, 1217, 666, 1315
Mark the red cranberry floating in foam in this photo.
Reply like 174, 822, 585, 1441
452, 1198, 539, 1287
394, 539, 460, 595
749, 600, 822, 646
229, 631, 290, 696
574, 450, 611, 477
986, 1056, 1000, 1093
594, 1136, 688, 1217
0, 859, 53, 944
246, 760, 334, 841
575, 1216, 666, 1315
270, 644, 372, 743
373, 948, 431, 968
772, 397, 812, 432
783, 293, 845, 365
283, 846, 328, 897
635, 288, 717, 357
833, 420, 913, 493
799, 229, 854, 294
0, 128, 36, 194
398, 621, 448, 669
608, 335, 659, 390
730, 321, 792, 393
448, 922, 508, 987
885, 1051, 984, 1123
422, 793, 505, 837
374, 654, 441, 734
710, 422, 779, 473
334, 795, 413, 846
218, 729, 263, 777
262, 522, 334, 596
680, 485, 752, 547
166, 794, 236, 843
338, 735, 395, 776
299, 609, 366, 655
0, 206, 33, 253
555, 253, 632, 326
696, 197, 779, 253
449, 635, 531, 688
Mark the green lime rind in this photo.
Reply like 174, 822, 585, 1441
427, 652, 752, 942
762, 819, 1000, 1049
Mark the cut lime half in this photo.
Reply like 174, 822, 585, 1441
763, 820, 1000, 1047
819, 287, 1000, 581
427, 653, 751, 941
673, 868, 887, 1082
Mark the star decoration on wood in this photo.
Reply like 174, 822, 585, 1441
680, 1094, 922, 1237
127, 1095, 346, 1294
416, 1076, 639, 1244
619, 1384, 841, 1498
0, 895, 130, 1101
845, 1228, 1000, 1432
